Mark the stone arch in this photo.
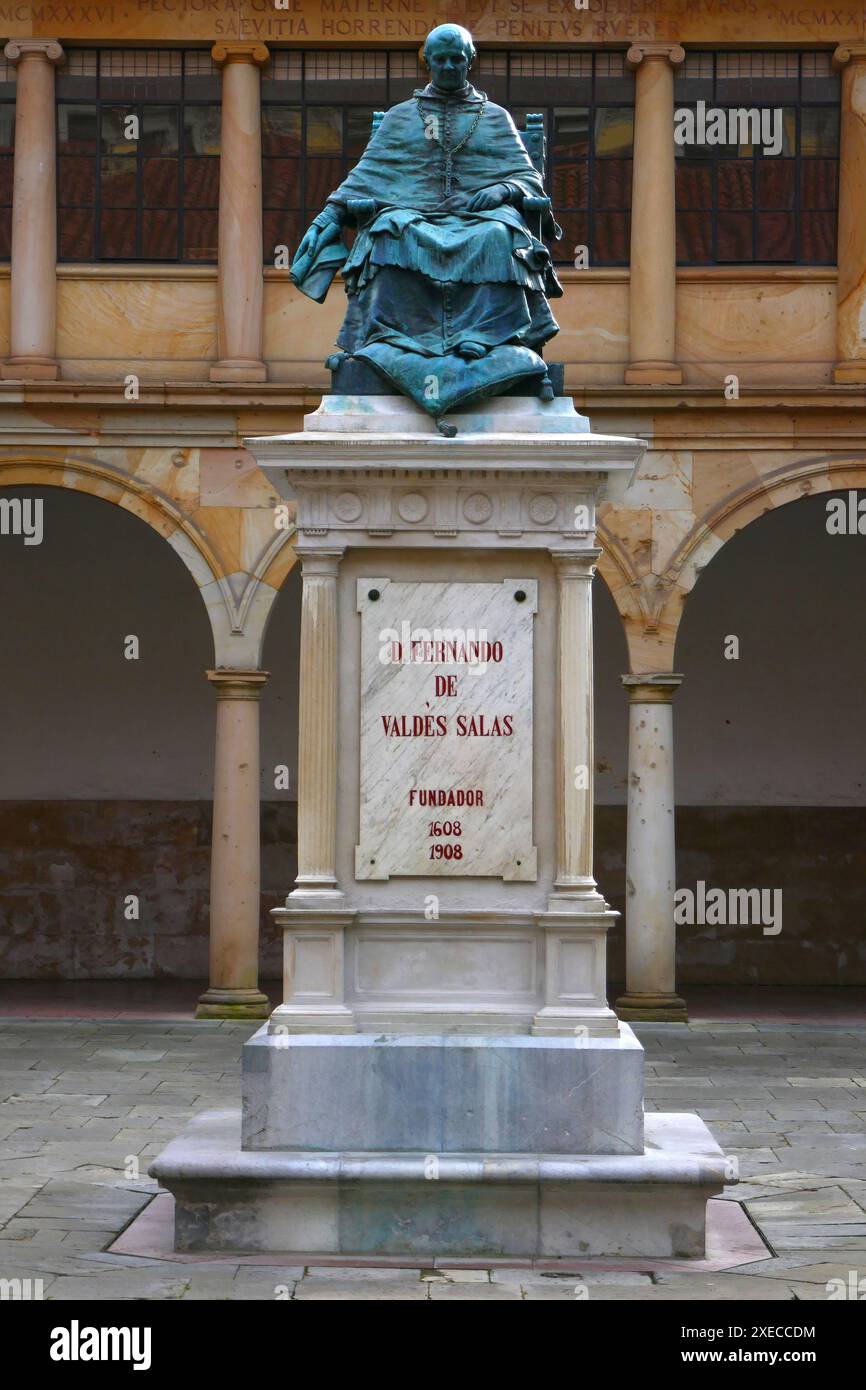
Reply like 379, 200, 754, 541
0, 451, 277, 666
611, 453, 866, 673
596, 516, 672, 675
240, 523, 299, 669
596, 520, 647, 628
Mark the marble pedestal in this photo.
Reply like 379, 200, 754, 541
151, 392, 734, 1256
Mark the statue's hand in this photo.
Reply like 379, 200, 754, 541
467, 183, 511, 212
291, 223, 322, 280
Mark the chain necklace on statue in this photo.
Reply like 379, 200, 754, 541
415, 93, 487, 198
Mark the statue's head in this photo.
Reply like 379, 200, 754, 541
422, 24, 476, 92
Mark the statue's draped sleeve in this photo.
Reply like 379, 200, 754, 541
291, 96, 561, 305
325, 100, 558, 238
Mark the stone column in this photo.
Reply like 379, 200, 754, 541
615, 673, 688, 1023
1, 40, 63, 382
625, 43, 684, 386
833, 46, 866, 382
197, 670, 271, 1020
551, 549, 603, 903
292, 551, 343, 900
209, 41, 268, 383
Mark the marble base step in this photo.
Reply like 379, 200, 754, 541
150, 1110, 732, 1259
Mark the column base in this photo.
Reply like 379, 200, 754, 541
209, 358, 267, 383
547, 886, 609, 914
267, 1002, 356, 1035
285, 885, 345, 905
833, 360, 866, 383
196, 987, 271, 1020
624, 362, 683, 385
615, 992, 689, 1023
531, 1005, 620, 1037
1, 356, 59, 381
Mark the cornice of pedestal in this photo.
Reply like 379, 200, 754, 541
4, 39, 64, 65
627, 42, 685, 71
247, 431, 644, 476
259, 471, 610, 552
247, 416, 643, 551
211, 41, 269, 69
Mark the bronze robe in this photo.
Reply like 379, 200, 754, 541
293, 83, 563, 415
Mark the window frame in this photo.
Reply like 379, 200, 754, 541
55, 48, 221, 266
674, 50, 840, 267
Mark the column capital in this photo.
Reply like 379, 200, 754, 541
833, 44, 866, 70
207, 669, 270, 700
4, 39, 64, 65
549, 547, 602, 579
211, 41, 269, 69
627, 42, 685, 71
622, 672, 683, 703
298, 548, 345, 576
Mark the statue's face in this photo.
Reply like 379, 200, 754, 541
426, 36, 471, 92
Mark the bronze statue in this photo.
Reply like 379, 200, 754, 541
290, 23, 563, 433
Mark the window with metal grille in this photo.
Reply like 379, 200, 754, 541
674, 50, 839, 265
56, 48, 220, 263
0, 58, 15, 260
261, 49, 633, 268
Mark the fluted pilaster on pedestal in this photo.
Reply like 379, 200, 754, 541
209, 41, 268, 384
625, 42, 684, 386
197, 669, 270, 1020
550, 548, 603, 905
1, 40, 63, 382
292, 550, 343, 900
615, 673, 688, 1024
532, 546, 620, 1037
272, 548, 354, 1032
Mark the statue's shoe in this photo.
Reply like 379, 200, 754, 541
456, 341, 487, 360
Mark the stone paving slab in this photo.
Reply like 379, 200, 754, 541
427, 1283, 522, 1300
1, 1016, 865, 1300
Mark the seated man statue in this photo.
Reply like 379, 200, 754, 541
290, 23, 563, 433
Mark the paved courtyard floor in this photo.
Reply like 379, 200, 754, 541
1, 990, 865, 1301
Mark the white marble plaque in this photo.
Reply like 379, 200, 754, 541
355, 578, 537, 881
